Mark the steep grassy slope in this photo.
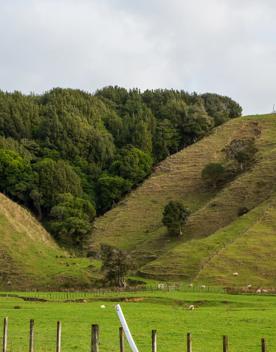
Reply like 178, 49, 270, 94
0, 194, 95, 290
195, 193, 276, 287
89, 114, 276, 286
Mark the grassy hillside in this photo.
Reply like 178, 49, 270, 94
0, 194, 95, 290
89, 114, 276, 286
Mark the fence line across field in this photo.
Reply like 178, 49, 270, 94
0, 284, 226, 301
1, 317, 269, 352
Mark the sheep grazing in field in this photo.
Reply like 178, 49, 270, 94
233, 272, 239, 276
201, 285, 206, 289
247, 284, 252, 289
188, 305, 195, 310
188, 283, 193, 288
256, 289, 262, 294
100, 305, 106, 309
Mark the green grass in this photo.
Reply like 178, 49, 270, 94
89, 114, 276, 286
0, 194, 95, 290
1, 291, 276, 351
196, 194, 276, 286
141, 191, 276, 286
3, 114, 276, 289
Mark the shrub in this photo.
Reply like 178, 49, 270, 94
238, 207, 249, 216
201, 163, 226, 189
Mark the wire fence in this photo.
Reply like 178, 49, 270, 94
0, 318, 270, 352
0, 284, 226, 302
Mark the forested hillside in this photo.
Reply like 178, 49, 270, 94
0, 87, 241, 247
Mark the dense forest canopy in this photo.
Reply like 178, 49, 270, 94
0, 87, 242, 246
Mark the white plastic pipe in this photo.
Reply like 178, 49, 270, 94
115, 304, 139, 352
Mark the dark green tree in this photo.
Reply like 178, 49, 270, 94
201, 93, 242, 124
48, 193, 96, 246
110, 146, 153, 184
0, 149, 33, 202
182, 104, 214, 143
201, 163, 226, 189
97, 174, 132, 212
100, 244, 132, 287
153, 119, 181, 161
30, 189, 43, 220
162, 201, 190, 237
224, 138, 257, 171
34, 158, 82, 211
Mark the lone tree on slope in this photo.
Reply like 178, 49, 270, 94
201, 162, 226, 189
224, 138, 257, 171
162, 201, 190, 237
100, 244, 132, 287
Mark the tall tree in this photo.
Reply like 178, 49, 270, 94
101, 244, 132, 287
48, 193, 96, 246
110, 146, 153, 184
0, 149, 33, 202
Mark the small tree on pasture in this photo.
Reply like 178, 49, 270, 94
224, 138, 257, 171
201, 162, 226, 189
162, 201, 190, 237
100, 244, 132, 287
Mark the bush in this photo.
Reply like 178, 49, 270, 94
201, 163, 226, 189
238, 207, 249, 216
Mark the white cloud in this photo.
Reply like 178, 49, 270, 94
0, 0, 275, 114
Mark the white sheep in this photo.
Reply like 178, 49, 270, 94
188, 305, 195, 310
100, 305, 106, 309
233, 272, 239, 276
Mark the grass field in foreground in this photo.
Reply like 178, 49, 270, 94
1, 291, 276, 352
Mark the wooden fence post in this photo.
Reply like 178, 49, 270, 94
261, 338, 266, 352
29, 319, 34, 352
152, 330, 157, 352
2, 317, 8, 352
91, 324, 99, 352
223, 336, 228, 352
187, 333, 192, 352
119, 327, 124, 352
56, 321, 62, 352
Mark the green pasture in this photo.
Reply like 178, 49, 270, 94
0, 290, 276, 351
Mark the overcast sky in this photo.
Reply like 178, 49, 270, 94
0, 0, 275, 115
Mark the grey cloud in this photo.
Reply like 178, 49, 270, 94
0, 0, 275, 114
